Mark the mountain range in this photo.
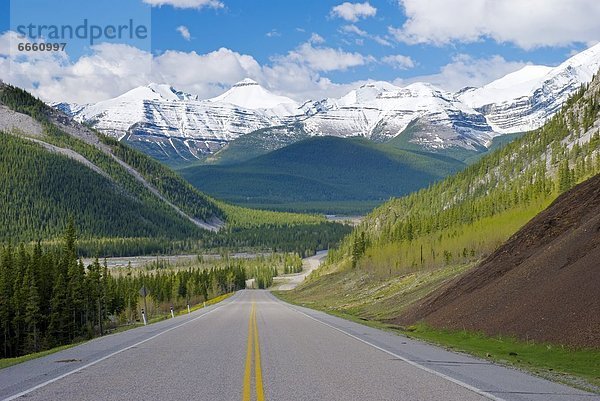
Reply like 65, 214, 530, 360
55, 43, 600, 165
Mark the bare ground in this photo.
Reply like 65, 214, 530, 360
395, 173, 600, 348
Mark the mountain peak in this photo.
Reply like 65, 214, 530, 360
232, 78, 260, 87
146, 83, 199, 101
209, 79, 297, 110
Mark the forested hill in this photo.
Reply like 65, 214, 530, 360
328, 70, 600, 275
180, 136, 464, 214
0, 84, 349, 255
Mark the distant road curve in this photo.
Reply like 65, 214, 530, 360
1, 290, 597, 401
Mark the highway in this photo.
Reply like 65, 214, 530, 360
0, 290, 597, 401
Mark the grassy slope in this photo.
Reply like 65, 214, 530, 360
180, 136, 465, 214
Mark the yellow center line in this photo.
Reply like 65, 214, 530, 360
242, 301, 265, 401
242, 303, 254, 401
254, 304, 265, 401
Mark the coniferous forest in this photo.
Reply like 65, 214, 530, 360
0, 220, 308, 358
0, 83, 351, 258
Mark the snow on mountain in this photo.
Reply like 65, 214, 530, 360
56, 44, 600, 162
208, 78, 298, 113
301, 81, 494, 149
64, 80, 301, 158
459, 65, 554, 107
459, 42, 600, 133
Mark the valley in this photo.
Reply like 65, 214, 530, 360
280, 63, 600, 391
180, 136, 465, 213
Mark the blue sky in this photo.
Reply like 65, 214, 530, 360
150, 0, 582, 81
1, 0, 598, 103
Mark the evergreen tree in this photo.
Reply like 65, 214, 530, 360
48, 273, 69, 346
0, 245, 13, 357
23, 265, 41, 353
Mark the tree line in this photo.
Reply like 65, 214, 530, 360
0, 220, 247, 359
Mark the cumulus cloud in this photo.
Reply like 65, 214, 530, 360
308, 33, 325, 44
398, 54, 528, 91
279, 41, 374, 72
176, 26, 191, 41
391, 0, 600, 49
0, 31, 375, 104
142, 0, 224, 9
330, 2, 377, 22
381, 54, 415, 70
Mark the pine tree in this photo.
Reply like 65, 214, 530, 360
48, 273, 69, 346
23, 265, 41, 353
11, 244, 28, 354
0, 245, 14, 357
68, 258, 86, 337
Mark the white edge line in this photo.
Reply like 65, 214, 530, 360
279, 299, 506, 401
2, 299, 232, 401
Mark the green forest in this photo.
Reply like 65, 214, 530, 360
0, 83, 351, 257
180, 136, 464, 214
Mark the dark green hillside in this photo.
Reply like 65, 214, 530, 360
205, 124, 310, 165
0, 83, 350, 256
99, 135, 224, 222
180, 136, 465, 214
0, 133, 199, 241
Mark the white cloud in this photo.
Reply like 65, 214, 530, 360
381, 54, 415, 70
0, 31, 373, 104
340, 24, 393, 47
330, 2, 377, 22
1, 37, 153, 104
308, 33, 325, 44
398, 54, 528, 91
373, 36, 392, 47
392, 0, 600, 49
280, 41, 374, 72
341, 24, 367, 37
176, 26, 191, 41
143, 0, 224, 9
266, 29, 281, 38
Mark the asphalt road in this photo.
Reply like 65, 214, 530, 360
0, 290, 597, 401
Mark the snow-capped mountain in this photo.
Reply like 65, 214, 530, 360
60, 80, 303, 159
300, 81, 494, 150
459, 43, 600, 133
209, 78, 298, 113
56, 43, 600, 163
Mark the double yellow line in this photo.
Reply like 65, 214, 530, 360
243, 302, 265, 401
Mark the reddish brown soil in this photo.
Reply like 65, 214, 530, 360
395, 173, 600, 348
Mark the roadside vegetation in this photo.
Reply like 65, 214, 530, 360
276, 290, 600, 393
0, 220, 303, 360
314, 81, 600, 300
404, 324, 600, 392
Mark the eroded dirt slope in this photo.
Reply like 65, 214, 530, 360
396, 173, 600, 348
